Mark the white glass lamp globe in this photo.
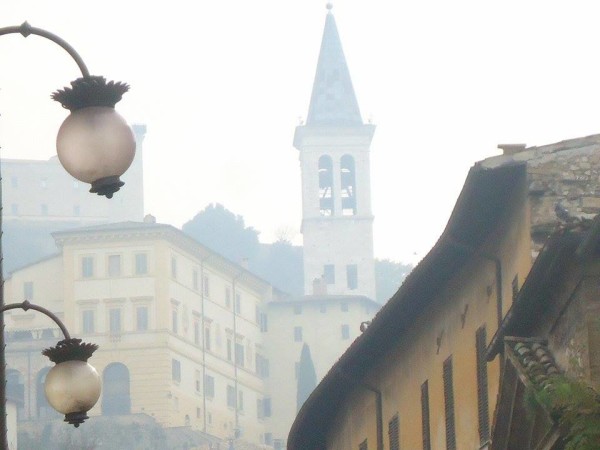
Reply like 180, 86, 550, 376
44, 360, 101, 423
56, 106, 136, 197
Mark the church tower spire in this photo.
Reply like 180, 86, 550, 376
294, 4, 376, 300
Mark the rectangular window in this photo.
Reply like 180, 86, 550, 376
512, 274, 519, 301
82, 310, 95, 334
293, 304, 302, 315
136, 306, 148, 331
41, 204, 48, 215
109, 308, 121, 334
476, 326, 490, 444
260, 313, 268, 332
235, 342, 245, 367
227, 337, 233, 361
196, 407, 201, 419
341, 324, 350, 340
256, 354, 270, 378
421, 381, 431, 450
23, 281, 34, 300
323, 264, 335, 284
235, 293, 241, 314
263, 398, 272, 417
238, 390, 244, 411
294, 326, 303, 342
193, 270, 199, 291
320, 304, 327, 313
171, 257, 177, 279
225, 288, 232, 309
227, 385, 236, 408
172, 309, 178, 334
388, 414, 400, 450
347, 264, 358, 290
443, 356, 456, 450
108, 255, 121, 277
204, 375, 215, 398
359, 439, 368, 450
10, 204, 17, 215
194, 321, 201, 345
73, 205, 80, 216
203, 275, 210, 297
257, 399, 264, 419
195, 371, 202, 393
82, 256, 94, 278
135, 253, 148, 275
205, 327, 212, 351
172, 359, 181, 383
341, 302, 349, 312
11, 177, 17, 188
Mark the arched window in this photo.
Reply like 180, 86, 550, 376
318, 155, 334, 216
102, 362, 131, 415
6, 369, 24, 420
340, 155, 356, 216
36, 367, 59, 419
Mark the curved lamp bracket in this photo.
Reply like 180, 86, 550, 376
1, 300, 71, 340
0, 22, 90, 78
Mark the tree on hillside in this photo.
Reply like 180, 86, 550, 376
182, 203, 260, 265
297, 343, 317, 413
375, 259, 413, 304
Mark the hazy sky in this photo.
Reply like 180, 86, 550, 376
2, 1, 600, 264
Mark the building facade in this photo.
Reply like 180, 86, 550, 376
4, 218, 277, 447
288, 162, 533, 449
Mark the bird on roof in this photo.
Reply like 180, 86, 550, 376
555, 202, 576, 223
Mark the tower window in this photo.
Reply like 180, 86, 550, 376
318, 155, 334, 216
347, 264, 358, 290
323, 264, 335, 284
340, 155, 356, 216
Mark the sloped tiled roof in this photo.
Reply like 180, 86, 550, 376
506, 337, 561, 389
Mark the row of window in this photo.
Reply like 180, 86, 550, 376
170, 361, 272, 419
8, 176, 80, 190
82, 305, 149, 334
359, 326, 490, 450
81, 253, 148, 278
322, 264, 358, 289
293, 301, 350, 315
8, 204, 81, 216
293, 324, 350, 342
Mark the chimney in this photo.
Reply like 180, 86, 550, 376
312, 277, 327, 296
143, 214, 156, 223
497, 143, 527, 156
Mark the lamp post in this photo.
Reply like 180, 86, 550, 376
0, 21, 136, 449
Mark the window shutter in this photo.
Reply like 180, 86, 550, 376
443, 356, 456, 450
476, 326, 490, 444
388, 414, 400, 450
421, 381, 431, 450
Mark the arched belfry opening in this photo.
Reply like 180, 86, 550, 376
319, 155, 334, 216
340, 155, 356, 216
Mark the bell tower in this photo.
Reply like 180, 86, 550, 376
294, 3, 376, 300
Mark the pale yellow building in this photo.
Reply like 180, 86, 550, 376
289, 162, 533, 449
4, 217, 277, 447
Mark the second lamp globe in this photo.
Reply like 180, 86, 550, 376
53, 76, 136, 198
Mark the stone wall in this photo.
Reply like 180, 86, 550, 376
481, 134, 600, 256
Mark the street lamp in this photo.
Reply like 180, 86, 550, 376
0, 21, 135, 450
2, 301, 101, 428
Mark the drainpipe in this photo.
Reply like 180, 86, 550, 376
337, 369, 383, 450
231, 271, 244, 439
200, 255, 211, 433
